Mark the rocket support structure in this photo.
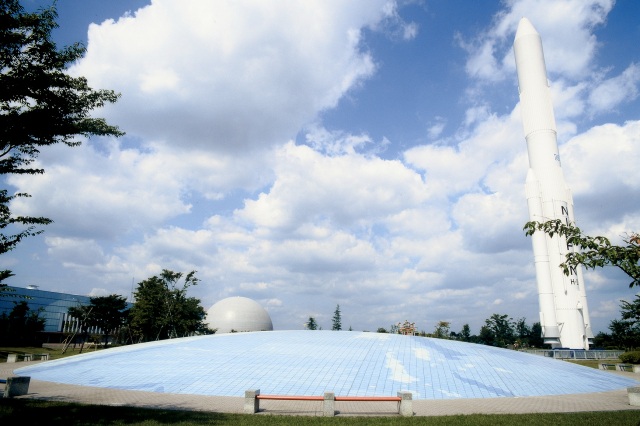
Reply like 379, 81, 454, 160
513, 18, 594, 349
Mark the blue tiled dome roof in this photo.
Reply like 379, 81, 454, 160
16, 330, 639, 399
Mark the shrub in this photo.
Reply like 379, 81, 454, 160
619, 351, 640, 364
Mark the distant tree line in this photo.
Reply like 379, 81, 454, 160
377, 315, 544, 349
375, 299, 640, 351
305, 307, 545, 349
306, 304, 353, 331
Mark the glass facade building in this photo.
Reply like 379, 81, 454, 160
0, 285, 132, 342
1, 285, 94, 333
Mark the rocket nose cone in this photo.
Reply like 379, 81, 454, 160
515, 17, 539, 42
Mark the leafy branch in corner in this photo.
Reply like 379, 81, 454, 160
524, 219, 640, 287
0, 1, 123, 285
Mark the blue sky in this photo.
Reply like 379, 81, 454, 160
7, 0, 640, 335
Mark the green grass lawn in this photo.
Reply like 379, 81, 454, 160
0, 399, 639, 425
565, 360, 604, 369
0, 345, 109, 362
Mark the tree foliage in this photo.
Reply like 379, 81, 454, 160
0, 190, 50, 283
619, 351, 640, 364
595, 295, 640, 350
524, 219, 640, 287
482, 314, 515, 347
128, 270, 211, 342
432, 321, 451, 339
613, 296, 640, 349
0, 0, 123, 283
67, 295, 128, 346
66, 302, 94, 352
512, 318, 544, 349
529, 322, 544, 348
0, 300, 44, 345
305, 316, 318, 330
620, 295, 640, 324
458, 323, 471, 342
332, 304, 341, 331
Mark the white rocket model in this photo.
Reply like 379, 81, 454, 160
513, 18, 594, 349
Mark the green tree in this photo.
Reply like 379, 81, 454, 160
524, 220, 640, 287
305, 317, 318, 330
332, 304, 341, 331
66, 303, 93, 353
478, 324, 494, 346
592, 331, 612, 349
66, 295, 129, 349
0, 190, 50, 285
608, 319, 636, 350
606, 295, 640, 350
128, 270, 211, 342
0, 0, 123, 285
484, 314, 515, 347
515, 317, 530, 340
529, 322, 544, 348
171, 295, 211, 336
513, 318, 545, 349
433, 321, 451, 339
88, 294, 128, 347
0, 300, 44, 345
458, 323, 471, 342
620, 295, 640, 324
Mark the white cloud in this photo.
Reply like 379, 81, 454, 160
237, 143, 428, 231
8, 141, 190, 239
304, 125, 373, 155
72, 0, 389, 154
588, 63, 640, 114
404, 110, 523, 198
461, 0, 614, 82
427, 117, 446, 139
590, 298, 620, 320
45, 237, 106, 267
7, 136, 278, 240
561, 120, 640, 231
453, 192, 526, 253
402, 22, 419, 40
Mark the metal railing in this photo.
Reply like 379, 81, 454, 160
521, 349, 624, 360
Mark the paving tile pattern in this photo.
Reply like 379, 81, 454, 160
14, 330, 640, 400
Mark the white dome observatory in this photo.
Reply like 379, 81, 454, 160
206, 296, 273, 334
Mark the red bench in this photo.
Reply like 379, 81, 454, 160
244, 389, 412, 416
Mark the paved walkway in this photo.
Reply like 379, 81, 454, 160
3, 361, 640, 416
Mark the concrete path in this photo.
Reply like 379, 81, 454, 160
3, 361, 640, 417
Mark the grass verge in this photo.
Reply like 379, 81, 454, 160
0, 399, 639, 426
0, 345, 109, 362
